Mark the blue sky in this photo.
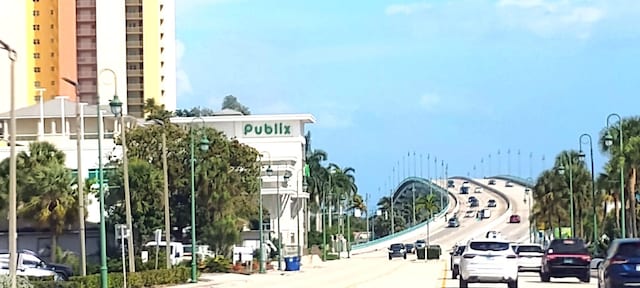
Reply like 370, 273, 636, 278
175, 0, 640, 207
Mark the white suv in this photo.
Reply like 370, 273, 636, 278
459, 239, 519, 288
515, 243, 543, 272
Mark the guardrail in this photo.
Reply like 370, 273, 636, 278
351, 181, 458, 251
489, 175, 534, 187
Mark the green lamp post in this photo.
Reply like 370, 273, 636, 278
605, 113, 625, 238
189, 117, 210, 282
259, 152, 272, 274
579, 133, 598, 254
557, 154, 575, 238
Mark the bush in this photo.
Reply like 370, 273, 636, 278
0, 275, 33, 288
199, 256, 231, 273
30, 267, 194, 288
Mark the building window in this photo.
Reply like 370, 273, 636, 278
33, 0, 39, 2
33, 53, 40, 59
34, 81, 41, 87
50, 38, 54, 43
33, 10, 39, 16
33, 39, 40, 45
33, 25, 40, 30
50, 80, 55, 86
50, 52, 55, 57
50, 66, 55, 72
50, 10, 54, 15
34, 67, 41, 73
50, 24, 54, 29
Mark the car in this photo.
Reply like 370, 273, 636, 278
488, 199, 497, 207
598, 238, 640, 288
486, 231, 502, 239
404, 243, 415, 254
506, 181, 514, 187
458, 239, 519, 288
474, 187, 483, 193
388, 243, 407, 260
415, 239, 427, 250
509, 215, 521, 223
465, 210, 475, 218
448, 179, 455, 188
450, 245, 467, 279
462, 181, 471, 188
540, 238, 591, 283
0, 250, 72, 281
470, 200, 480, 208
516, 244, 544, 272
468, 196, 478, 203
488, 179, 497, 185
460, 187, 469, 194
448, 217, 460, 228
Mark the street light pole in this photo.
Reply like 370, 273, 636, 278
412, 184, 416, 226
557, 153, 575, 238
524, 176, 533, 243
605, 113, 626, 238
1, 39, 18, 288
108, 88, 135, 273
579, 134, 598, 254
62, 77, 87, 276
276, 169, 282, 270
189, 117, 210, 282
260, 152, 272, 273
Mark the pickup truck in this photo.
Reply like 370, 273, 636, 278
0, 250, 73, 281
540, 238, 591, 283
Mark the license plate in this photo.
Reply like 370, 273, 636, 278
563, 259, 573, 264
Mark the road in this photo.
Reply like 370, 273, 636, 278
191, 177, 596, 288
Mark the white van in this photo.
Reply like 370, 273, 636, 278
144, 241, 186, 265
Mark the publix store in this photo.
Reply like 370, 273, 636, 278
171, 109, 315, 253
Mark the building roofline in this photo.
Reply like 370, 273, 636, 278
170, 113, 316, 124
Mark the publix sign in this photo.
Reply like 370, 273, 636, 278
243, 122, 293, 137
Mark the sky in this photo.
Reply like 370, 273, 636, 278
175, 0, 640, 207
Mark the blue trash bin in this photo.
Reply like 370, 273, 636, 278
284, 256, 300, 271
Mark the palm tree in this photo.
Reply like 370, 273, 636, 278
306, 150, 328, 231
327, 163, 357, 228
16, 142, 76, 262
415, 194, 439, 220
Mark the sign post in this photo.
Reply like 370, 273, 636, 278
115, 224, 129, 288
154, 229, 162, 270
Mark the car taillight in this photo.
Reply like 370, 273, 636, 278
506, 255, 517, 259
463, 254, 476, 259
578, 255, 591, 262
610, 256, 628, 264
546, 254, 558, 261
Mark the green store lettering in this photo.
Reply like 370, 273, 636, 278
243, 123, 292, 136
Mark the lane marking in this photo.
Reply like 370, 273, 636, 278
441, 260, 448, 288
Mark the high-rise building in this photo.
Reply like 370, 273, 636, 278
0, 1, 34, 111
0, 0, 177, 119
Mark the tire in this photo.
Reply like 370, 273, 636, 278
459, 277, 468, 288
507, 279, 518, 288
580, 273, 591, 283
403, 254, 407, 260
54, 272, 67, 281
452, 267, 458, 279
540, 272, 550, 282
388, 256, 392, 260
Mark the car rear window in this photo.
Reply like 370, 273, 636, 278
517, 245, 543, 253
548, 239, 588, 254
616, 242, 640, 257
390, 244, 404, 249
469, 242, 510, 251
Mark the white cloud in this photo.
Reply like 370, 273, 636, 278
419, 94, 440, 110
175, 40, 192, 96
385, 2, 431, 15
311, 101, 358, 129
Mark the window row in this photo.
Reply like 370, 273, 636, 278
33, 52, 56, 59
33, 67, 56, 73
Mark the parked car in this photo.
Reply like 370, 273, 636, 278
509, 214, 521, 223
516, 244, 544, 272
0, 250, 72, 281
540, 238, 591, 283
597, 238, 640, 288
458, 239, 518, 288
388, 243, 407, 260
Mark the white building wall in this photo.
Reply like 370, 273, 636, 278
159, 0, 177, 112
0, 2, 30, 110
95, 0, 128, 110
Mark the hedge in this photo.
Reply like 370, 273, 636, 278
30, 267, 195, 288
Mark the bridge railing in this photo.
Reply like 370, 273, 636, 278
489, 175, 534, 187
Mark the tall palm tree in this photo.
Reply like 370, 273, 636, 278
328, 163, 357, 228
306, 149, 328, 231
415, 194, 439, 220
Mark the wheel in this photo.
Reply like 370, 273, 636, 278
459, 277, 468, 288
403, 254, 407, 260
451, 267, 458, 279
388, 256, 392, 260
540, 272, 550, 282
54, 272, 67, 281
507, 279, 518, 288
580, 274, 591, 283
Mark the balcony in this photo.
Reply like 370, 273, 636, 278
78, 70, 96, 79
76, 29, 96, 36
126, 55, 142, 61
126, 69, 143, 77
127, 96, 144, 106
77, 14, 96, 22
127, 83, 143, 91
76, 0, 96, 8
126, 12, 142, 20
126, 26, 142, 33
78, 57, 97, 64
125, 0, 142, 5
126, 41, 143, 48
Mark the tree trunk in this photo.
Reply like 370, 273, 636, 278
51, 233, 58, 262
629, 167, 637, 237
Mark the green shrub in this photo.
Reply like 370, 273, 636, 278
0, 275, 33, 288
30, 267, 194, 288
199, 256, 231, 273
325, 253, 339, 261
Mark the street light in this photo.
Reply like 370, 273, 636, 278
300, 176, 308, 259
579, 133, 598, 254
108, 93, 135, 273
605, 113, 625, 238
258, 152, 271, 274
556, 154, 575, 238
278, 170, 291, 270
146, 119, 172, 268
189, 117, 210, 282
1, 39, 18, 288
321, 171, 334, 261
524, 180, 533, 243
61, 77, 87, 276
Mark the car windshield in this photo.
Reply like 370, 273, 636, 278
548, 239, 588, 254
469, 241, 510, 251
488, 199, 496, 203
390, 244, 404, 249
455, 246, 466, 254
616, 242, 640, 257
517, 245, 543, 253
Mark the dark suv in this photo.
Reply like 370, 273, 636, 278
540, 238, 591, 283
388, 243, 407, 260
